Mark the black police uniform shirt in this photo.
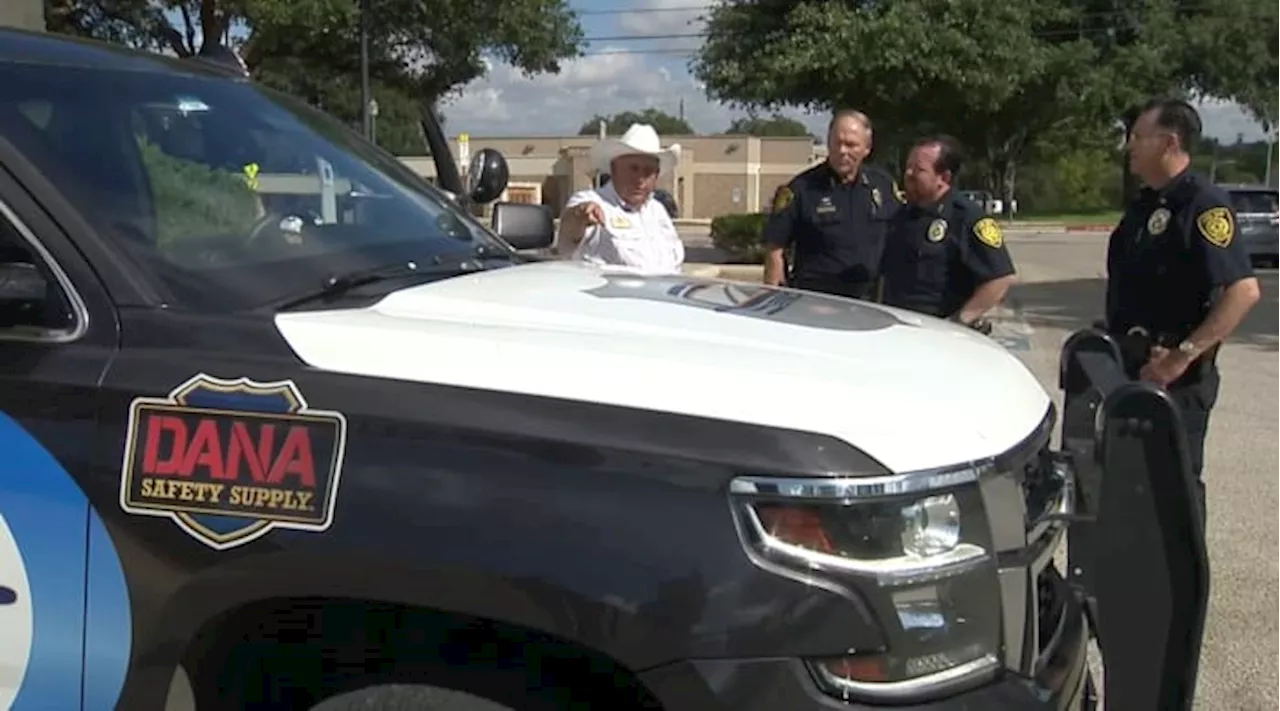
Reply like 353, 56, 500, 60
880, 191, 1016, 318
762, 162, 903, 299
1105, 169, 1254, 353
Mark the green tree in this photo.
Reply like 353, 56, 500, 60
692, 0, 1277, 209
578, 109, 695, 136
46, 0, 243, 56
45, 0, 586, 154
726, 114, 811, 138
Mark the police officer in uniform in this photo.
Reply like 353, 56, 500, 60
1106, 98, 1261, 523
880, 135, 1016, 329
761, 109, 903, 299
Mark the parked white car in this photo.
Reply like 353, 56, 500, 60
959, 189, 1004, 216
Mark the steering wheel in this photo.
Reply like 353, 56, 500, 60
243, 210, 320, 253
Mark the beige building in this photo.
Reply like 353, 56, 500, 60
0, 0, 45, 32
400, 134, 829, 220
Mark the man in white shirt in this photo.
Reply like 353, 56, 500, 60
556, 123, 685, 274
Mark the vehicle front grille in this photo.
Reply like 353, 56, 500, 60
1019, 445, 1060, 536
1037, 566, 1069, 659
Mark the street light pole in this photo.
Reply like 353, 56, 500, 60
360, 0, 372, 140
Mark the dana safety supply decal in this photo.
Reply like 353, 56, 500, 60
119, 374, 348, 550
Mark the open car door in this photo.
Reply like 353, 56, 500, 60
1058, 327, 1211, 711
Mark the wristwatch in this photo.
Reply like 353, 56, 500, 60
1176, 339, 1200, 357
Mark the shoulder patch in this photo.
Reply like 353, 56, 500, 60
1195, 206, 1234, 247
772, 185, 794, 213
973, 217, 1003, 248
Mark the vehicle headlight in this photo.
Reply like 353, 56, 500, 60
900, 493, 961, 557
730, 471, 1002, 703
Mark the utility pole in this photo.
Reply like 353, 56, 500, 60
596, 119, 607, 188
1265, 127, 1277, 187
360, 0, 372, 140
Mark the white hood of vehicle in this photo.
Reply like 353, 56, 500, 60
274, 261, 1051, 473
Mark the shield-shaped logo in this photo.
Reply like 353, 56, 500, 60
118, 374, 348, 550
928, 219, 948, 242
1147, 207, 1171, 236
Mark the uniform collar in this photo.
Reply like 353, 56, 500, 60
601, 181, 645, 213
1141, 168, 1200, 206
910, 189, 954, 217
822, 162, 868, 187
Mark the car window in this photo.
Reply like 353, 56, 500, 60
0, 62, 509, 313
1229, 190, 1279, 215
0, 207, 77, 339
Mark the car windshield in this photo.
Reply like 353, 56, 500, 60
1229, 189, 1279, 215
0, 61, 512, 312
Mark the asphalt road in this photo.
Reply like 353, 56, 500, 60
996, 232, 1279, 711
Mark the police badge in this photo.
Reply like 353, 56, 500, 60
1147, 207, 1171, 236
927, 219, 947, 242
872, 187, 883, 209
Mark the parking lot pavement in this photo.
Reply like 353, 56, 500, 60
1004, 234, 1279, 711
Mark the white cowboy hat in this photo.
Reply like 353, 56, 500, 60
590, 123, 682, 175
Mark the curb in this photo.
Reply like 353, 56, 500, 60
680, 263, 764, 281
682, 264, 722, 278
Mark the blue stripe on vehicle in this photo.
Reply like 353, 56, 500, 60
0, 411, 131, 711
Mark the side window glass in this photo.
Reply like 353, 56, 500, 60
0, 215, 76, 338
129, 106, 263, 249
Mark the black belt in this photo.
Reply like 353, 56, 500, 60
1113, 326, 1219, 380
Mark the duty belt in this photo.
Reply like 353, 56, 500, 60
1116, 326, 1219, 379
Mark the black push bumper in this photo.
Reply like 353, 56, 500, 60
639, 576, 1090, 711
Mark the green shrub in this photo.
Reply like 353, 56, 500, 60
135, 136, 261, 248
710, 212, 769, 263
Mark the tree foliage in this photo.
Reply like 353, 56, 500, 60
45, 0, 586, 154
692, 0, 1278, 203
46, 0, 242, 56
577, 109, 695, 136
726, 114, 811, 137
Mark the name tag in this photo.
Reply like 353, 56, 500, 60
609, 215, 633, 229
815, 196, 837, 215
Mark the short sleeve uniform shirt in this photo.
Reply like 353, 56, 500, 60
761, 163, 903, 299
560, 183, 685, 274
1105, 170, 1254, 338
881, 191, 1016, 318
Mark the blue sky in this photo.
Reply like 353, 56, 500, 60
171, 0, 1270, 142
441, 0, 1271, 141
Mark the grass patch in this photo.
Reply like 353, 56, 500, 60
1009, 211, 1122, 225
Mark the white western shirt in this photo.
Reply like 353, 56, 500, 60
559, 183, 685, 274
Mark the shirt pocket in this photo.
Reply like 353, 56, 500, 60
914, 239, 949, 282
599, 222, 653, 265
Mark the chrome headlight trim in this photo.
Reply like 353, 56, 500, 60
731, 405, 1056, 502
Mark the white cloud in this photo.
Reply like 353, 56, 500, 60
615, 0, 707, 51
1195, 99, 1271, 143
439, 43, 822, 136
439, 0, 1269, 143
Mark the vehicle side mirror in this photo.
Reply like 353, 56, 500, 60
0, 262, 49, 328
491, 202, 554, 251
467, 148, 510, 205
